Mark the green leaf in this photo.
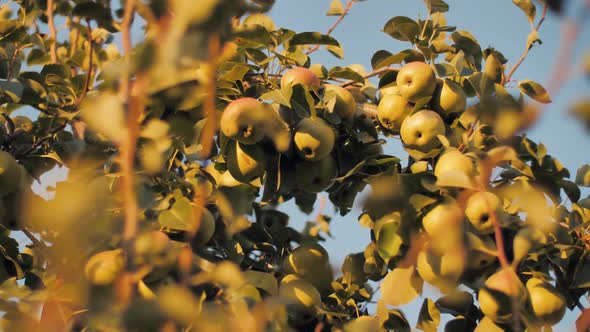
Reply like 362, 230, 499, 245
423, 0, 449, 13
260, 87, 292, 107
560, 180, 581, 203
416, 298, 440, 332
435, 291, 473, 316
242, 270, 278, 296
376, 49, 425, 69
290, 32, 340, 47
371, 50, 393, 70
383, 16, 421, 42
374, 213, 403, 261
328, 66, 365, 84
576, 165, 590, 187
158, 197, 195, 231
326, 0, 344, 16
326, 45, 345, 59
381, 266, 423, 306
377, 301, 411, 331
518, 80, 551, 104
512, 0, 536, 25
0, 81, 23, 103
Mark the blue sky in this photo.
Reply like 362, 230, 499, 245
267, 0, 590, 330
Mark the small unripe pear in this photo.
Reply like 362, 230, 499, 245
220, 98, 267, 145
478, 268, 527, 324
281, 67, 321, 91
225, 141, 266, 183
417, 248, 464, 291
512, 227, 546, 266
422, 201, 464, 253
324, 84, 356, 120
279, 274, 321, 308
400, 110, 446, 152
465, 192, 503, 234
377, 93, 412, 132
396, 62, 437, 103
434, 148, 476, 179
525, 278, 566, 326
431, 79, 467, 115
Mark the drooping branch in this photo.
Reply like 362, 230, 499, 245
307, 0, 354, 55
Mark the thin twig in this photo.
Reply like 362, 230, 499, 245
79, 20, 93, 102
46, 0, 57, 63
307, 0, 354, 55
457, 119, 479, 152
6, 45, 19, 81
503, 2, 548, 84
118, 0, 138, 306
340, 66, 398, 88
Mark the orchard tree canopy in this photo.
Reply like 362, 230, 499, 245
0, 0, 589, 331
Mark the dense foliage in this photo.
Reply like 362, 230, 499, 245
0, 0, 589, 331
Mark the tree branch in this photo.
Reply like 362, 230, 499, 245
46, 0, 57, 63
340, 66, 398, 88
79, 20, 93, 102
307, 0, 354, 55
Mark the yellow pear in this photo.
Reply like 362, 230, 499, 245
293, 117, 335, 161
400, 110, 445, 152
220, 98, 267, 145
84, 249, 125, 285
478, 268, 527, 324
377, 93, 412, 132
324, 84, 356, 120
431, 79, 467, 115
422, 201, 464, 253
525, 278, 566, 326
294, 156, 338, 193
281, 67, 321, 91
465, 232, 497, 270
396, 62, 437, 102
283, 242, 330, 276
225, 141, 266, 183
416, 248, 464, 291
379, 84, 400, 98
465, 192, 503, 234
434, 148, 476, 179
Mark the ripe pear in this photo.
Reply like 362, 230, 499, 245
225, 141, 266, 183
84, 249, 125, 285
379, 84, 400, 98
281, 67, 321, 91
465, 192, 503, 234
377, 93, 412, 132
525, 278, 566, 326
293, 117, 335, 161
422, 201, 464, 253
324, 84, 356, 120
220, 98, 266, 145
431, 79, 467, 115
434, 148, 476, 179
478, 268, 527, 324
416, 248, 464, 291
294, 156, 338, 193
279, 274, 321, 308
396, 62, 437, 103
400, 110, 446, 152
0, 151, 21, 197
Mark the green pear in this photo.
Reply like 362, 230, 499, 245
220, 98, 267, 145
396, 62, 437, 102
465, 232, 497, 270
281, 67, 321, 91
431, 79, 467, 115
225, 141, 266, 183
293, 117, 335, 161
283, 242, 329, 276
465, 192, 503, 234
377, 93, 412, 132
478, 268, 527, 324
379, 84, 400, 99
279, 274, 321, 308
400, 110, 445, 152
294, 156, 338, 193
416, 248, 464, 291
324, 84, 356, 120
525, 278, 566, 326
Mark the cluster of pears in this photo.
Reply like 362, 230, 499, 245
218, 66, 360, 193
279, 241, 332, 324
377, 61, 466, 153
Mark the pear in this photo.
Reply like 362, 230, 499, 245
434, 148, 476, 179
220, 98, 267, 145
324, 84, 356, 120
465, 232, 497, 270
281, 67, 321, 91
512, 227, 546, 266
431, 79, 467, 115
283, 242, 329, 276
396, 62, 437, 103
293, 117, 335, 161
294, 156, 338, 193
478, 268, 527, 324
84, 249, 125, 285
525, 278, 566, 326
377, 93, 412, 132
422, 201, 464, 253
379, 84, 400, 99
400, 110, 446, 152
225, 141, 266, 183
0, 151, 21, 197
416, 248, 464, 291
465, 192, 503, 234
